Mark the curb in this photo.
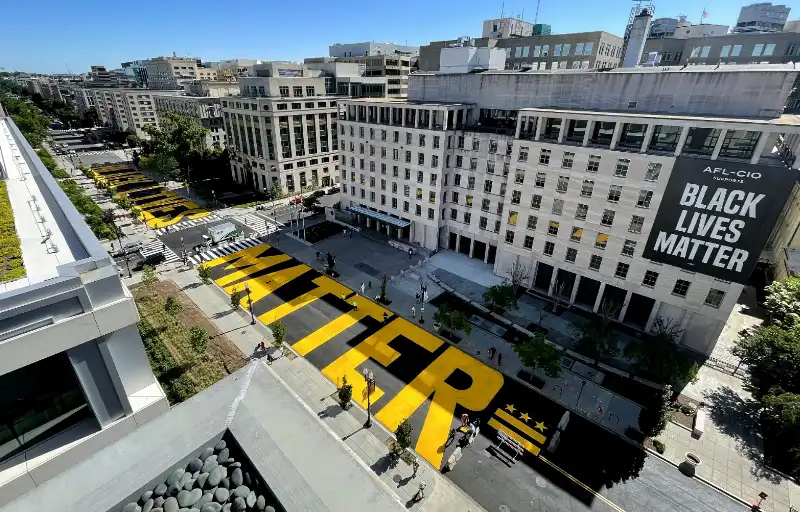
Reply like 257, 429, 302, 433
644, 447, 753, 509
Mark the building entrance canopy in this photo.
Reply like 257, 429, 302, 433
347, 205, 410, 228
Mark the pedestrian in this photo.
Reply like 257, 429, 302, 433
497, 352, 503, 366
477, 350, 481, 358
408, 248, 413, 259
383, 312, 389, 323
349, 230, 352, 238
343, 229, 347, 237
352, 301, 358, 311
411, 306, 416, 318
415, 292, 420, 303
342, 293, 347, 301
162, 243, 166, 252
368, 281, 372, 290
488, 347, 496, 361
316, 250, 320, 261
360, 282, 365, 294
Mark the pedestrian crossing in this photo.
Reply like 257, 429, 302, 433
140, 240, 181, 264
187, 237, 264, 266
153, 214, 222, 235
238, 213, 282, 237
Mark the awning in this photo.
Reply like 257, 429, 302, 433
346, 205, 411, 228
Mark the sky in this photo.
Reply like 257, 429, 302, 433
0, 0, 789, 74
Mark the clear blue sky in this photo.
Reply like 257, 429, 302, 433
0, 0, 782, 73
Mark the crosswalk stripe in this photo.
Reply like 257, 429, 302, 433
153, 214, 222, 235
188, 237, 264, 266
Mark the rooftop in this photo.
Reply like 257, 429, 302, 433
413, 62, 800, 76
0, 119, 78, 292
343, 97, 473, 107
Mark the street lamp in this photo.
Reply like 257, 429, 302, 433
363, 368, 375, 428
245, 283, 256, 325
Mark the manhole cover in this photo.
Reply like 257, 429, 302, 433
536, 477, 547, 488
499, 506, 510, 512
392, 474, 402, 483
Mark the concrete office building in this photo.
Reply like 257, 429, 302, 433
482, 17, 535, 39
154, 94, 226, 148
329, 42, 419, 58
336, 65, 800, 355
734, 2, 791, 33
183, 80, 240, 98
87, 88, 179, 139
220, 62, 341, 194
420, 31, 624, 72
143, 55, 202, 90
313, 55, 413, 98
649, 16, 729, 39
0, 111, 167, 506
304, 60, 390, 98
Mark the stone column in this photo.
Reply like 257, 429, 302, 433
484, 246, 490, 264
640, 124, 655, 153
592, 283, 606, 313
288, 115, 298, 160
534, 117, 544, 141
674, 126, 690, 156
583, 120, 593, 147
617, 290, 633, 322
644, 300, 662, 332
428, 109, 434, 130
711, 129, 728, 160
609, 122, 623, 151
414, 108, 420, 128
469, 239, 475, 258
515, 116, 523, 139
547, 269, 558, 296
569, 276, 580, 304
749, 131, 770, 164
456, 233, 461, 252
402, 108, 406, 127
558, 118, 568, 143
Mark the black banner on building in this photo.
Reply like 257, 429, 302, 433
642, 157, 797, 284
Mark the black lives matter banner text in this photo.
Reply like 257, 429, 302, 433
642, 157, 796, 284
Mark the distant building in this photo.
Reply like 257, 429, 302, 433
329, 42, 419, 58
153, 94, 226, 149
143, 54, 202, 90
183, 80, 241, 98
733, 2, 791, 33
482, 17, 534, 39
438, 47, 506, 74
305, 59, 389, 98
649, 16, 729, 39
86, 88, 179, 138
120, 61, 148, 87
533, 24, 552, 36
22, 78, 63, 103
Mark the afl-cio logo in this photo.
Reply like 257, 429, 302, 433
702, 166, 762, 180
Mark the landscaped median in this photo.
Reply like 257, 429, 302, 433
0, 181, 25, 283
133, 273, 246, 404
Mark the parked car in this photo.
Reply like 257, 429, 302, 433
290, 197, 303, 205
133, 252, 165, 271
114, 241, 142, 257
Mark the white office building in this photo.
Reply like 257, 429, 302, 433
734, 2, 791, 33
0, 110, 166, 506
336, 65, 800, 356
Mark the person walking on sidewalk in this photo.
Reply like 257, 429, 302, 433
497, 352, 503, 366
360, 282, 365, 294
352, 300, 358, 311
411, 305, 416, 319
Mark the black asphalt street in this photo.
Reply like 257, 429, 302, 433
206, 242, 745, 512
159, 218, 254, 255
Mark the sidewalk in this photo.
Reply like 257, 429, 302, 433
166, 267, 484, 512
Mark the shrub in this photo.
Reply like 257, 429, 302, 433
51, 168, 69, 179
141, 265, 157, 286
230, 287, 244, 310
188, 326, 209, 355
337, 375, 353, 410
197, 264, 212, 285
652, 439, 665, 454
680, 403, 697, 416
164, 296, 183, 317
270, 321, 286, 346
394, 418, 414, 455
0, 182, 25, 283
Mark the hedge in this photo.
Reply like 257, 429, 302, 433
0, 182, 25, 283
58, 179, 116, 240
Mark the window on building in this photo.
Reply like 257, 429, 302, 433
615, 158, 630, 177
465, 195, 473, 207
622, 239, 636, 257
581, 179, 594, 198
505, 230, 515, 244
489, 140, 498, 153
587, 155, 600, 173
705, 288, 725, 308
556, 176, 569, 193
607, 185, 622, 202
552, 198, 564, 215
589, 254, 602, 271
595, 233, 608, 249
601, 209, 615, 226
433, 135, 440, 148
637, 190, 654, 208
535, 172, 546, 187
544, 241, 555, 256
570, 226, 583, 242
645, 162, 661, 182
562, 151, 574, 169
548, 220, 560, 236
643, 270, 659, 288
464, 211, 471, 224
629, 215, 645, 233
456, 155, 463, 168
279, 86, 289, 97
752, 44, 765, 57
523, 235, 534, 249
511, 190, 521, 205
615, 262, 630, 279
508, 210, 518, 226
531, 194, 542, 209
565, 247, 577, 262
519, 147, 529, 162
673, 279, 691, 297
575, 203, 588, 220
429, 208, 435, 220
479, 216, 488, 229
539, 149, 551, 165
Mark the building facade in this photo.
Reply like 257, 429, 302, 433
154, 94, 226, 148
649, 16, 729, 39
336, 66, 800, 356
482, 17, 535, 39
220, 66, 341, 195
329, 42, 419, 58
734, 2, 791, 33
642, 29, 800, 66
143, 56, 201, 90
87, 88, 179, 139
0, 113, 167, 505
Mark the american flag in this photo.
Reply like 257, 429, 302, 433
701, 10, 709, 19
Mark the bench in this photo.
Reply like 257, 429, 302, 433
496, 430, 524, 461
693, 409, 706, 438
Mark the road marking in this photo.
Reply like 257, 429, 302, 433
224, 265, 311, 306
293, 310, 368, 356
259, 275, 350, 325
495, 408, 547, 444
538, 455, 626, 512
488, 418, 541, 456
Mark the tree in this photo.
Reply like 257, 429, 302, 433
624, 317, 699, 387
270, 182, 283, 200
549, 279, 568, 315
141, 265, 157, 286
113, 194, 132, 210
139, 152, 178, 184
164, 296, 183, 317
394, 418, 414, 456
230, 287, 245, 310
513, 331, 563, 378
483, 283, 517, 314
506, 261, 531, 288
433, 304, 471, 340
197, 264, 212, 285
143, 112, 208, 183
337, 375, 353, 410
126, 134, 140, 148
639, 385, 672, 438
81, 108, 99, 128
188, 326, 209, 355
732, 325, 800, 400
270, 320, 286, 346
764, 276, 800, 328
573, 318, 618, 360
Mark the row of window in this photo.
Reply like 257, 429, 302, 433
690, 42, 778, 59
347, 187, 436, 220
508, 42, 595, 59
222, 99, 337, 111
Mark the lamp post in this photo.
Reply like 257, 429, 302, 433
245, 283, 255, 325
363, 368, 375, 428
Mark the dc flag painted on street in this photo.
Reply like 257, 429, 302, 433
642, 157, 797, 284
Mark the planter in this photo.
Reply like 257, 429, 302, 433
679, 452, 701, 477
433, 322, 442, 333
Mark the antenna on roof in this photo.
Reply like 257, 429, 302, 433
534, 0, 541, 25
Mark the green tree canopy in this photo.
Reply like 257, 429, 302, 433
764, 276, 800, 328
433, 304, 471, 340
143, 112, 208, 182
573, 319, 618, 360
732, 325, 800, 400
483, 283, 517, 314
513, 331, 563, 378
624, 318, 699, 387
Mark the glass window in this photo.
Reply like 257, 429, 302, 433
584, 42, 594, 55
637, 190, 653, 208
673, 279, 691, 297
508, 210, 518, 226
575, 203, 588, 220
607, 185, 622, 202
589, 254, 602, 270
615, 262, 629, 279
570, 226, 583, 242
587, 155, 600, 172
705, 288, 725, 308
601, 209, 615, 226
505, 230, 515, 244
629, 215, 645, 234
557, 176, 569, 193
752, 44, 764, 57
595, 232, 608, 249
544, 241, 555, 256
649, 125, 681, 153
531, 194, 542, 209
562, 152, 574, 169
552, 198, 564, 215
645, 162, 662, 182
643, 270, 659, 288
720, 45, 731, 58
581, 180, 594, 198
565, 247, 577, 262
731, 45, 742, 57
615, 158, 630, 177
548, 221, 560, 236
622, 239, 636, 257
